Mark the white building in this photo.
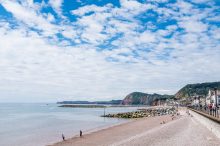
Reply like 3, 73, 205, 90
192, 96, 200, 106
206, 89, 220, 108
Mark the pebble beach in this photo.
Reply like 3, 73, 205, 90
51, 108, 220, 146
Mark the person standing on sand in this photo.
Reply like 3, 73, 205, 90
80, 130, 82, 137
62, 134, 65, 141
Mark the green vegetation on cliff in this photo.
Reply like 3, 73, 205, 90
175, 81, 220, 99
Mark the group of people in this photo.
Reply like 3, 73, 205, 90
62, 130, 83, 141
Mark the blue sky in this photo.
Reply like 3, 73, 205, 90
0, 0, 220, 102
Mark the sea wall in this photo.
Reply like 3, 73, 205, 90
189, 109, 220, 139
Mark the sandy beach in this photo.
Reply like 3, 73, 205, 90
50, 108, 220, 146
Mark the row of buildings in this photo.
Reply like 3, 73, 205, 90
192, 89, 220, 109
206, 89, 220, 108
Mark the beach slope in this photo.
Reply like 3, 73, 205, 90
51, 110, 220, 146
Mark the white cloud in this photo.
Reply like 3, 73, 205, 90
72, 4, 112, 16
46, 13, 55, 22
139, 31, 156, 43
120, 0, 142, 10
179, 20, 208, 33
176, 1, 193, 14
1, 1, 58, 36
0, 0, 220, 102
207, 15, 220, 22
49, 0, 63, 15
191, 0, 212, 4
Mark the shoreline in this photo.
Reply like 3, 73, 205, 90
47, 118, 134, 146
46, 118, 132, 146
50, 113, 180, 146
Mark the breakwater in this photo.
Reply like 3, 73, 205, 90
102, 107, 177, 118
59, 104, 106, 108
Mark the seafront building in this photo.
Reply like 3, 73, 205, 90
206, 89, 220, 107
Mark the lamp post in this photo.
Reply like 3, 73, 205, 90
205, 95, 207, 113
214, 88, 218, 117
104, 107, 106, 117
187, 87, 192, 107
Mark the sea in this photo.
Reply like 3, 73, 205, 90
0, 103, 140, 146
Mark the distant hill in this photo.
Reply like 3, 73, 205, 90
57, 81, 220, 106
121, 92, 174, 105
175, 81, 220, 99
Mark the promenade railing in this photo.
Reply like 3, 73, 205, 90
188, 105, 219, 119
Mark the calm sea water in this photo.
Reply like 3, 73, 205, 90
0, 103, 139, 146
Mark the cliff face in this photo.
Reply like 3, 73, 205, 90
121, 92, 174, 105
175, 81, 220, 99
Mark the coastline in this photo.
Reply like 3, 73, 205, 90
49, 114, 179, 146
47, 118, 134, 146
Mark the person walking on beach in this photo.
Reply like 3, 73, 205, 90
62, 134, 65, 141
80, 130, 82, 137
